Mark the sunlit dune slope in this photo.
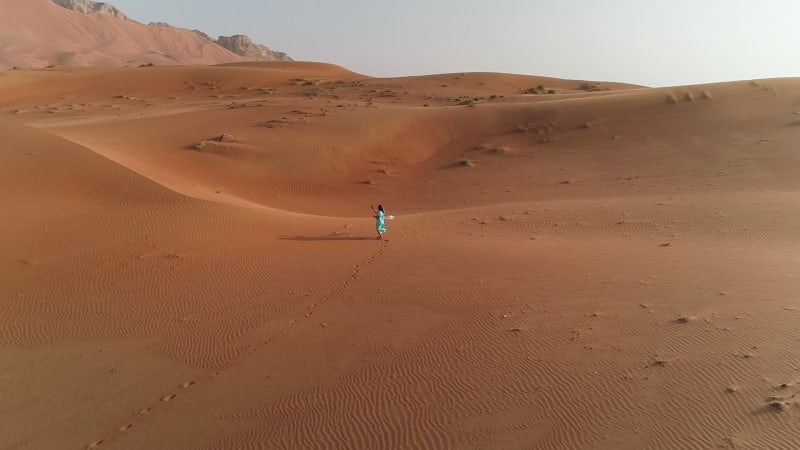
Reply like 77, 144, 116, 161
2, 64, 797, 217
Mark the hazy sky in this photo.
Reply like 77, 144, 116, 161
109, 0, 799, 87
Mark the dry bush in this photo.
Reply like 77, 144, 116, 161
517, 123, 534, 132
458, 159, 475, 167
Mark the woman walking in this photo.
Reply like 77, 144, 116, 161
371, 204, 387, 240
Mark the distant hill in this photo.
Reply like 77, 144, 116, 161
55, 0, 292, 62
0, 0, 290, 69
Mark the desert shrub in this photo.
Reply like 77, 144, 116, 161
458, 159, 475, 167
517, 123, 534, 132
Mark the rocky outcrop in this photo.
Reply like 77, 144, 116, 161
192, 30, 213, 41
51, 0, 127, 19
216, 35, 292, 62
45, 0, 292, 63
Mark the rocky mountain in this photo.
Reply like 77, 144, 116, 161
51, 0, 126, 19
49, 0, 291, 63
0, 0, 246, 69
215, 35, 291, 62
190, 31, 290, 62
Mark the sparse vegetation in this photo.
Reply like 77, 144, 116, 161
685, 92, 695, 102
652, 358, 669, 367
768, 400, 792, 411
139, 63, 155, 67
666, 94, 678, 104
701, 90, 713, 100
486, 147, 507, 155
580, 82, 607, 92
523, 84, 548, 94
194, 134, 233, 150
458, 159, 475, 167
517, 123, 534, 132
215, 187, 224, 194
290, 78, 316, 86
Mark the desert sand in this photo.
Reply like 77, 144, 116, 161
2, 61, 800, 449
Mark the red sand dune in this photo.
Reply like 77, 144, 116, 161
2, 62, 800, 449
0, 0, 246, 69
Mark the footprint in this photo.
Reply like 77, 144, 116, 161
181, 381, 196, 389
118, 423, 133, 432
161, 393, 177, 402
87, 438, 105, 449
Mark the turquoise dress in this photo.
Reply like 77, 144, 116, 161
375, 210, 387, 233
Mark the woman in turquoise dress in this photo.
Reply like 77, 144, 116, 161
371, 204, 387, 239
